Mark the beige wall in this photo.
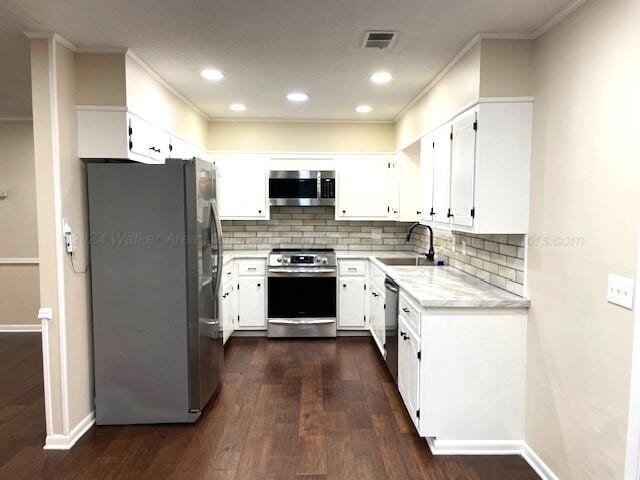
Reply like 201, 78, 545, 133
479, 39, 534, 98
56, 42, 94, 429
0, 121, 40, 325
395, 42, 481, 150
208, 121, 395, 153
31, 37, 94, 437
526, 0, 640, 477
75, 53, 126, 107
125, 54, 208, 148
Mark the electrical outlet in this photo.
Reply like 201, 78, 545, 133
607, 274, 634, 310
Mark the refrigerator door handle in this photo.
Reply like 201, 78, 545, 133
210, 200, 224, 300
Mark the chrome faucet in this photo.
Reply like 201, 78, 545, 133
406, 223, 435, 262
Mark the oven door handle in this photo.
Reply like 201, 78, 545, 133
269, 319, 336, 325
268, 268, 337, 277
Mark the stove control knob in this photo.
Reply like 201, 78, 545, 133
282, 257, 290, 264
319, 257, 328, 265
276, 257, 282, 263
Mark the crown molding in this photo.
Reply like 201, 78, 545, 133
209, 117, 394, 125
23, 32, 77, 52
534, 0, 587, 37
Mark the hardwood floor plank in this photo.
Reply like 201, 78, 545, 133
0, 335, 540, 480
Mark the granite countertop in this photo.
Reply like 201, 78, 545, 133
371, 259, 530, 309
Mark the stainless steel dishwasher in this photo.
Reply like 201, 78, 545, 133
384, 276, 399, 383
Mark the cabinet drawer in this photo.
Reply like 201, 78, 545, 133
237, 260, 265, 276
399, 293, 421, 336
339, 260, 367, 276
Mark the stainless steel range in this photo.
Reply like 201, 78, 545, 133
267, 248, 337, 338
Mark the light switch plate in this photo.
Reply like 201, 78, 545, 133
607, 274, 634, 309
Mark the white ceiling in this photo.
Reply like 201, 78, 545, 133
0, 0, 576, 121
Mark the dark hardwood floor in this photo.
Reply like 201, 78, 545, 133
0, 334, 539, 479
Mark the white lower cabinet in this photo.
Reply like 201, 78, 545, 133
368, 282, 386, 356
338, 276, 367, 329
220, 280, 235, 344
398, 314, 421, 429
237, 276, 266, 329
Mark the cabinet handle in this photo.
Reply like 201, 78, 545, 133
447, 209, 453, 218
348, 267, 357, 271
342, 209, 346, 214
400, 330, 406, 337
372, 292, 378, 297
417, 210, 422, 215
258, 209, 262, 214
247, 267, 256, 271
402, 307, 410, 313
257, 283, 261, 287
343, 284, 347, 288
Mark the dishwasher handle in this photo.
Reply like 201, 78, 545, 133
384, 277, 399, 294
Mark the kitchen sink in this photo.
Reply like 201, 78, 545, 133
376, 256, 436, 266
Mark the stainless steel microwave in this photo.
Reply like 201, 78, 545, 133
268, 170, 335, 206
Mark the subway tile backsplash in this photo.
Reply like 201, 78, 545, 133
222, 207, 415, 251
409, 227, 526, 297
222, 206, 526, 297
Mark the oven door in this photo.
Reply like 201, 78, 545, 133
267, 270, 336, 320
269, 170, 319, 206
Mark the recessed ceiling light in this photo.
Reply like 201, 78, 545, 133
370, 72, 392, 84
201, 69, 224, 81
230, 103, 246, 112
356, 105, 373, 113
287, 92, 309, 102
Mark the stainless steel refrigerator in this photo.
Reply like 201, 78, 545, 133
86, 158, 223, 425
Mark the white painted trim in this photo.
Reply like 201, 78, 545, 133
533, 0, 587, 37
624, 226, 640, 480
43, 411, 95, 450
209, 150, 395, 156
38, 308, 54, 435
521, 442, 560, 480
125, 50, 210, 121
75, 46, 128, 54
24, 32, 77, 52
427, 438, 559, 480
0, 257, 40, 265
75, 105, 127, 112
427, 438, 523, 456
478, 96, 535, 104
209, 117, 393, 124
0, 117, 32, 122
0, 324, 42, 332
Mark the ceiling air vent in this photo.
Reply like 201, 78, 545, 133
361, 31, 398, 49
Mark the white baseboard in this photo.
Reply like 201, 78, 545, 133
0, 324, 42, 333
427, 438, 523, 455
427, 438, 558, 480
521, 442, 560, 480
43, 411, 95, 450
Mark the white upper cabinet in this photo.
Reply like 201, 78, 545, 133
449, 109, 477, 228
212, 154, 268, 220
77, 110, 204, 164
391, 145, 421, 222
336, 155, 391, 220
419, 134, 434, 224
431, 124, 453, 225
419, 101, 532, 234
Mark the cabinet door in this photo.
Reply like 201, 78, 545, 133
419, 134, 435, 223
128, 115, 168, 162
432, 124, 452, 225
388, 155, 400, 219
450, 109, 477, 227
214, 154, 267, 219
237, 277, 266, 328
368, 286, 385, 355
398, 315, 421, 429
338, 277, 366, 329
220, 283, 234, 344
337, 155, 390, 219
